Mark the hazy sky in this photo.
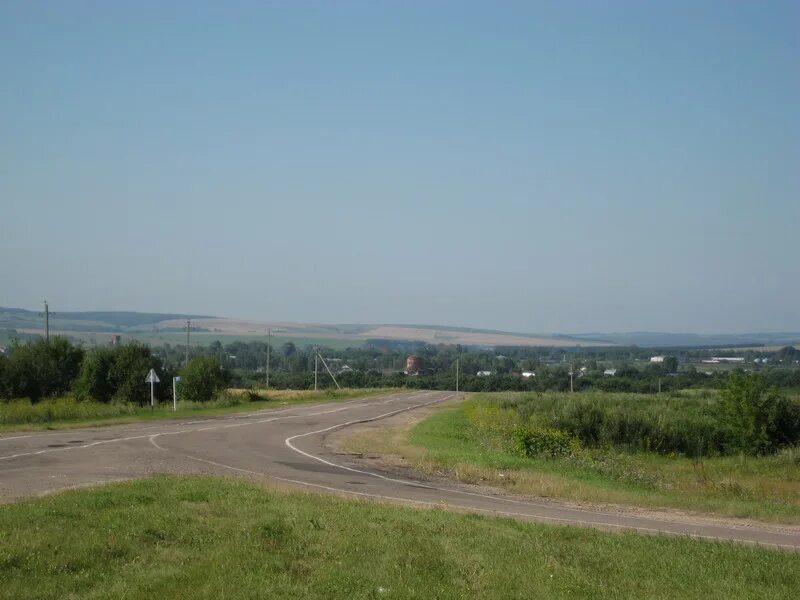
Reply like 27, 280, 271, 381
1, 1, 798, 334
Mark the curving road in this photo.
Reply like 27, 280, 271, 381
1, 390, 798, 550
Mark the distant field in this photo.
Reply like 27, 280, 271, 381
1, 476, 797, 599
19, 329, 359, 350
3, 306, 611, 348
357, 325, 609, 347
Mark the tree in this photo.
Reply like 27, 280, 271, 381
74, 342, 162, 404
663, 356, 678, 374
720, 372, 800, 455
776, 346, 799, 363
0, 352, 7, 398
73, 347, 115, 402
1, 338, 84, 401
179, 356, 229, 403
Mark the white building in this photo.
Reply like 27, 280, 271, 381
476, 370, 493, 377
650, 356, 665, 363
521, 371, 536, 378
711, 357, 745, 363
603, 368, 617, 376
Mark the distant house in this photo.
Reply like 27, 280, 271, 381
521, 371, 536, 378
338, 364, 354, 374
603, 368, 617, 376
650, 356, 665, 363
476, 370, 493, 377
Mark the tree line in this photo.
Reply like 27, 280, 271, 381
0, 338, 228, 404
1, 337, 799, 405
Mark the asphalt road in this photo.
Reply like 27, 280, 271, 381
1, 390, 798, 550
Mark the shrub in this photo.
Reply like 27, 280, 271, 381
510, 425, 580, 458
74, 343, 164, 404
720, 372, 800, 455
179, 357, 230, 403
491, 392, 730, 457
1, 338, 84, 402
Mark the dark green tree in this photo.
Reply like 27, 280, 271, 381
720, 372, 800, 455
179, 356, 229, 403
1, 338, 84, 401
663, 356, 679, 374
74, 342, 161, 404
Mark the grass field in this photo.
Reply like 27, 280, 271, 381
344, 394, 800, 523
0, 476, 797, 599
0, 388, 391, 433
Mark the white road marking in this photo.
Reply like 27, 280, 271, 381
0, 391, 435, 462
282, 394, 800, 549
0, 391, 418, 445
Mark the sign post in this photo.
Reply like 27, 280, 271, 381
173, 376, 181, 412
145, 368, 160, 409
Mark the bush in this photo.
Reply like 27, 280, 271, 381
720, 372, 800, 455
179, 357, 230, 403
508, 392, 727, 457
510, 425, 580, 458
74, 343, 165, 404
1, 338, 84, 402
477, 381, 800, 458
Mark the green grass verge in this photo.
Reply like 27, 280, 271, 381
405, 399, 800, 523
0, 388, 393, 433
0, 476, 797, 599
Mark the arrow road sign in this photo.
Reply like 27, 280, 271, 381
145, 369, 160, 384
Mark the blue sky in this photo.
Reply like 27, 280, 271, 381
1, 1, 798, 334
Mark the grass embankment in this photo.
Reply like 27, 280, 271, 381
345, 392, 800, 523
0, 476, 797, 599
0, 388, 392, 433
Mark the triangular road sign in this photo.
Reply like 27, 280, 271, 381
145, 368, 160, 384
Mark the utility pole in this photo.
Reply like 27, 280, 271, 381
314, 351, 318, 391
570, 363, 574, 393
40, 300, 52, 342
185, 319, 191, 366
455, 358, 460, 395
266, 328, 271, 389
317, 351, 342, 390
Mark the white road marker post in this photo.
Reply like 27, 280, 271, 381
173, 376, 181, 412
145, 368, 160, 410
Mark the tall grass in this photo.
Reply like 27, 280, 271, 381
507, 391, 729, 456
469, 390, 800, 457
0, 394, 254, 426
0, 397, 138, 425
